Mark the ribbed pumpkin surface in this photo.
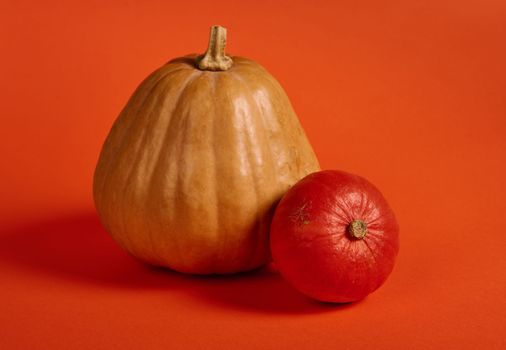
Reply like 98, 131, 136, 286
93, 55, 320, 274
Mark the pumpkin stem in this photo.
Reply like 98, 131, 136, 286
196, 25, 233, 71
348, 220, 368, 239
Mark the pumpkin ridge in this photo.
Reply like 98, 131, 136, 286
140, 70, 202, 264
96, 66, 193, 199
135, 69, 202, 184
95, 69, 166, 206
235, 74, 263, 270
361, 238, 388, 292
96, 67, 185, 255
328, 204, 352, 224
358, 190, 367, 219
313, 180, 355, 221
361, 193, 376, 224
318, 186, 352, 222
95, 65, 189, 202
144, 70, 202, 267
231, 67, 289, 177
363, 215, 382, 227
117, 70, 199, 261
117, 84, 169, 260
364, 228, 398, 252
237, 62, 319, 176
361, 237, 379, 269
209, 73, 221, 272
171, 73, 214, 270
229, 72, 274, 269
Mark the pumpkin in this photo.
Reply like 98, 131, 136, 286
270, 170, 399, 302
93, 25, 320, 274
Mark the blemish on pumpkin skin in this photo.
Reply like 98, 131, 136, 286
290, 201, 312, 227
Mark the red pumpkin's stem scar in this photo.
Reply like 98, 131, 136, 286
348, 220, 368, 239
196, 25, 233, 71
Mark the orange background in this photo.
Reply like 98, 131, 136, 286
1, 0, 505, 349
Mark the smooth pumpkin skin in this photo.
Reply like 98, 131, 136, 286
93, 55, 320, 274
270, 170, 399, 302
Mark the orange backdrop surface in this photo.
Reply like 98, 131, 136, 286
1, 0, 505, 349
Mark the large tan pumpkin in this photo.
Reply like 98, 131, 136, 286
93, 26, 320, 274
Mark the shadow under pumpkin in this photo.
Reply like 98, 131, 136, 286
0, 213, 359, 314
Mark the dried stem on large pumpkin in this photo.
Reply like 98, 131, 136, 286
197, 25, 233, 71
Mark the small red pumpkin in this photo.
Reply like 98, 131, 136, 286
270, 170, 399, 303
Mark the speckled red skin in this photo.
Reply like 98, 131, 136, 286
270, 170, 399, 303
